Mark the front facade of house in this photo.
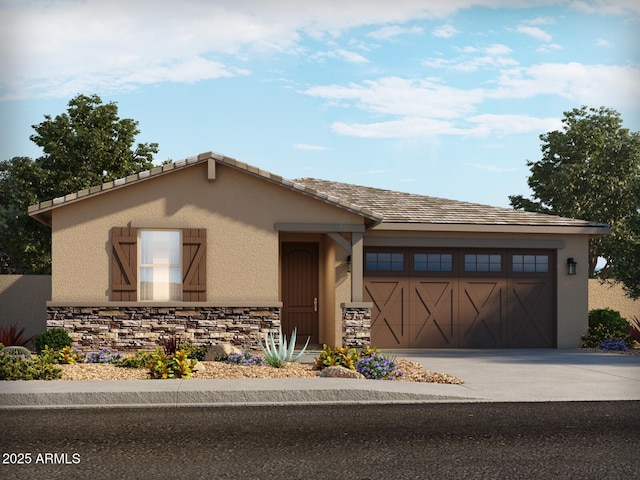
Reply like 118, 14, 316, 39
28, 152, 609, 351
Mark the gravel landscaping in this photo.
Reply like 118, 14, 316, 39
57, 359, 465, 384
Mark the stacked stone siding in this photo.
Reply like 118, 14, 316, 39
47, 306, 280, 352
342, 306, 371, 348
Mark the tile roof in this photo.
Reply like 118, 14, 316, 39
27, 150, 609, 231
293, 178, 609, 228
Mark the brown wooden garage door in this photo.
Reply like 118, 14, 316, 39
365, 248, 555, 348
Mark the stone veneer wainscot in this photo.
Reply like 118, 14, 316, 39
341, 303, 372, 348
46, 305, 281, 352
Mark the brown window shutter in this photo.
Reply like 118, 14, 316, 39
111, 227, 138, 301
182, 228, 206, 301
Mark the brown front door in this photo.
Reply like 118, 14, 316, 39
281, 243, 319, 344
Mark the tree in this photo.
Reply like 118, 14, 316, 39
0, 94, 158, 274
509, 106, 640, 299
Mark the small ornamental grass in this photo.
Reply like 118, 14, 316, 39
355, 352, 403, 380
85, 348, 123, 364
225, 351, 265, 366
597, 339, 629, 352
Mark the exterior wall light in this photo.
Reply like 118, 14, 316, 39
567, 258, 577, 275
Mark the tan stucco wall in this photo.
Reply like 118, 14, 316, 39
365, 229, 593, 348
555, 235, 590, 348
589, 279, 640, 321
50, 162, 364, 304
0, 275, 51, 343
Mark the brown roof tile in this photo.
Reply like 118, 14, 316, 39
293, 178, 608, 228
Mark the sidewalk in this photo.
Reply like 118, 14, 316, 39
1, 350, 639, 408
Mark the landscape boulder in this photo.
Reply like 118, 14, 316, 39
317, 366, 365, 379
205, 344, 242, 361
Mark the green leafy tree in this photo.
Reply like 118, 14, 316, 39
0, 94, 158, 274
509, 106, 640, 298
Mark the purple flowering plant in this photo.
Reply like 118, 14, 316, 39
355, 352, 403, 380
85, 348, 123, 364
596, 339, 629, 352
225, 350, 265, 366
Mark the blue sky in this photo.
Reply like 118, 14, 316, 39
1, 0, 638, 208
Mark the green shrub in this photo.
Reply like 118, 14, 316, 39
40, 345, 85, 364
34, 328, 72, 353
180, 342, 208, 361
116, 350, 155, 369
582, 308, 633, 348
314, 344, 381, 370
0, 352, 62, 380
146, 347, 197, 379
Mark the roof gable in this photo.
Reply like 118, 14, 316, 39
27, 152, 383, 226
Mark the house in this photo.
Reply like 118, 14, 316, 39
28, 151, 609, 351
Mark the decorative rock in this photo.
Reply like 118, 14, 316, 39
204, 344, 242, 361
192, 361, 205, 373
317, 366, 365, 379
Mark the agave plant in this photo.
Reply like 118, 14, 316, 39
259, 325, 310, 368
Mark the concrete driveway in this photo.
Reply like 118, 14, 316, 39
396, 349, 640, 402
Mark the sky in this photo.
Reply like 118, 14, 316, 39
1, 0, 639, 208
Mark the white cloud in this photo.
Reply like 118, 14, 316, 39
311, 49, 369, 64
432, 24, 458, 38
367, 25, 424, 40
3, 0, 638, 101
467, 114, 564, 137
516, 25, 552, 42
464, 162, 518, 173
595, 38, 614, 47
304, 60, 639, 140
0, 0, 466, 100
524, 16, 554, 25
491, 63, 640, 108
423, 43, 517, 72
536, 43, 563, 53
304, 77, 484, 119
294, 143, 329, 151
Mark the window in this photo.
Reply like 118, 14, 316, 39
139, 230, 182, 301
464, 253, 502, 272
111, 227, 206, 302
414, 253, 453, 272
512, 254, 549, 273
366, 252, 405, 272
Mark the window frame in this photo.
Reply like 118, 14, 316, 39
138, 229, 183, 302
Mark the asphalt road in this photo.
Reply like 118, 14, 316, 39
2, 402, 639, 479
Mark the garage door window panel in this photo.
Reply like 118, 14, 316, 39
365, 250, 407, 276
464, 253, 503, 274
512, 254, 549, 273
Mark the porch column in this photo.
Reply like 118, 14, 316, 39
351, 232, 364, 302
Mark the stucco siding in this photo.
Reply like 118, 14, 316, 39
51, 162, 364, 303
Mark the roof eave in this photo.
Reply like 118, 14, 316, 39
372, 222, 611, 235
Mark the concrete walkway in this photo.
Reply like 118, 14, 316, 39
1, 350, 638, 408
